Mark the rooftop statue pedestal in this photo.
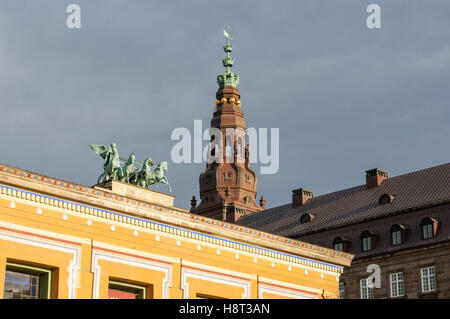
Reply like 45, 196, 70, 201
95, 179, 174, 208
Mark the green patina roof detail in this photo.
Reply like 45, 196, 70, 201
217, 27, 240, 88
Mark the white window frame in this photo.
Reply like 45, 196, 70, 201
391, 230, 402, 245
422, 223, 433, 239
390, 272, 404, 298
339, 282, 345, 299
360, 278, 374, 299
421, 266, 436, 293
362, 236, 372, 251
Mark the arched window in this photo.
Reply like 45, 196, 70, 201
237, 137, 243, 157
225, 135, 232, 159
332, 237, 344, 251
361, 231, 373, 252
379, 194, 394, 205
421, 217, 437, 240
390, 224, 405, 246
300, 213, 314, 224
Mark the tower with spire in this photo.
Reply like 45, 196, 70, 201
190, 28, 265, 222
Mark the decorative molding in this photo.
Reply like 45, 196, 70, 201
258, 277, 320, 299
91, 242, 174, 299
0, 182, 347, 273
0, 221, 83, 299
0, 165, 354, 265
181, 262, 251, 299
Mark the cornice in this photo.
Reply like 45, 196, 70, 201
0, 163, 353, 269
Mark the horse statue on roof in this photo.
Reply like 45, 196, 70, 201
89, 143, 172, 192
89, 143, 121, 183
149, 161, 171, 192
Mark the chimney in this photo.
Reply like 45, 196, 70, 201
259, 195, 266, 209
292, 188, 314, 208
365, 168, 388, 189
190, 196, 197, 209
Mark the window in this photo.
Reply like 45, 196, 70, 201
225, 135, 232, 159
3, 262, 51, 299
361, 231, 373, 251
421, 266, 436, 293
108, 280, 146, 299
390, 272, 404, 298
379, 194, 394, 205
237, 137, 243, 157
421, 218, 436, 239
360, 278, 374, 299
390, 224, 404, 246
334, 242, 344, 251
300, 213, 311, 224
332, 237, 344, 251
339, 282, 345, 299
196, 293, 224, 299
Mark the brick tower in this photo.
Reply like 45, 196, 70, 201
190, 29, 265, 222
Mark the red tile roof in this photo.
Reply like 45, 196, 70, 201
237, 163, 450, 238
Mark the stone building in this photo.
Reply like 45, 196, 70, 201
237, 163, 450, 299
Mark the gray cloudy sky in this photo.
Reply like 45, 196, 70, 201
0, 1, 449, 210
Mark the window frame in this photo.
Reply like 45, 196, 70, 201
361, 231, 373, 252
389, 272, 404, 298
390, 224, 404, 246
332, 237, 344, 251
339, 282, 345, 299
300, 213, 311, 224
108, 280, 147, 299
4, 262, 52, 299
420, 266, 436, 293
421, 218, 435, 240
360, 278, 374, 299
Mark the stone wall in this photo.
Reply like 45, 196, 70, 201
342, 242, 450, 299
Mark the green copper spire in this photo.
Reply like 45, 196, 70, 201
217, 27, 240, 88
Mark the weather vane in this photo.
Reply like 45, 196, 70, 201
217, 26, 240, 88
224, 25, 232, 44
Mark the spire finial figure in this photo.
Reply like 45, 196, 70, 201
217, 27, 240, 88
224, 25, 232, 44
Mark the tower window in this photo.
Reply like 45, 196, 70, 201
225, 135, 232, 159
238, 137, 243, 157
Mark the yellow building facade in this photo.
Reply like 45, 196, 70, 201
0, 164, 353, 299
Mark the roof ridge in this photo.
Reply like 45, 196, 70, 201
238, 162, 450, 225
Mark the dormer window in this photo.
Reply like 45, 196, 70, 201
390, 224, 406, 246
300, 213, 314, 224
379, 194, 394, 205
332, 237, 351, 252
361, 231, 378, 252
421, 217, 438, 240
332, 237, 344, 251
